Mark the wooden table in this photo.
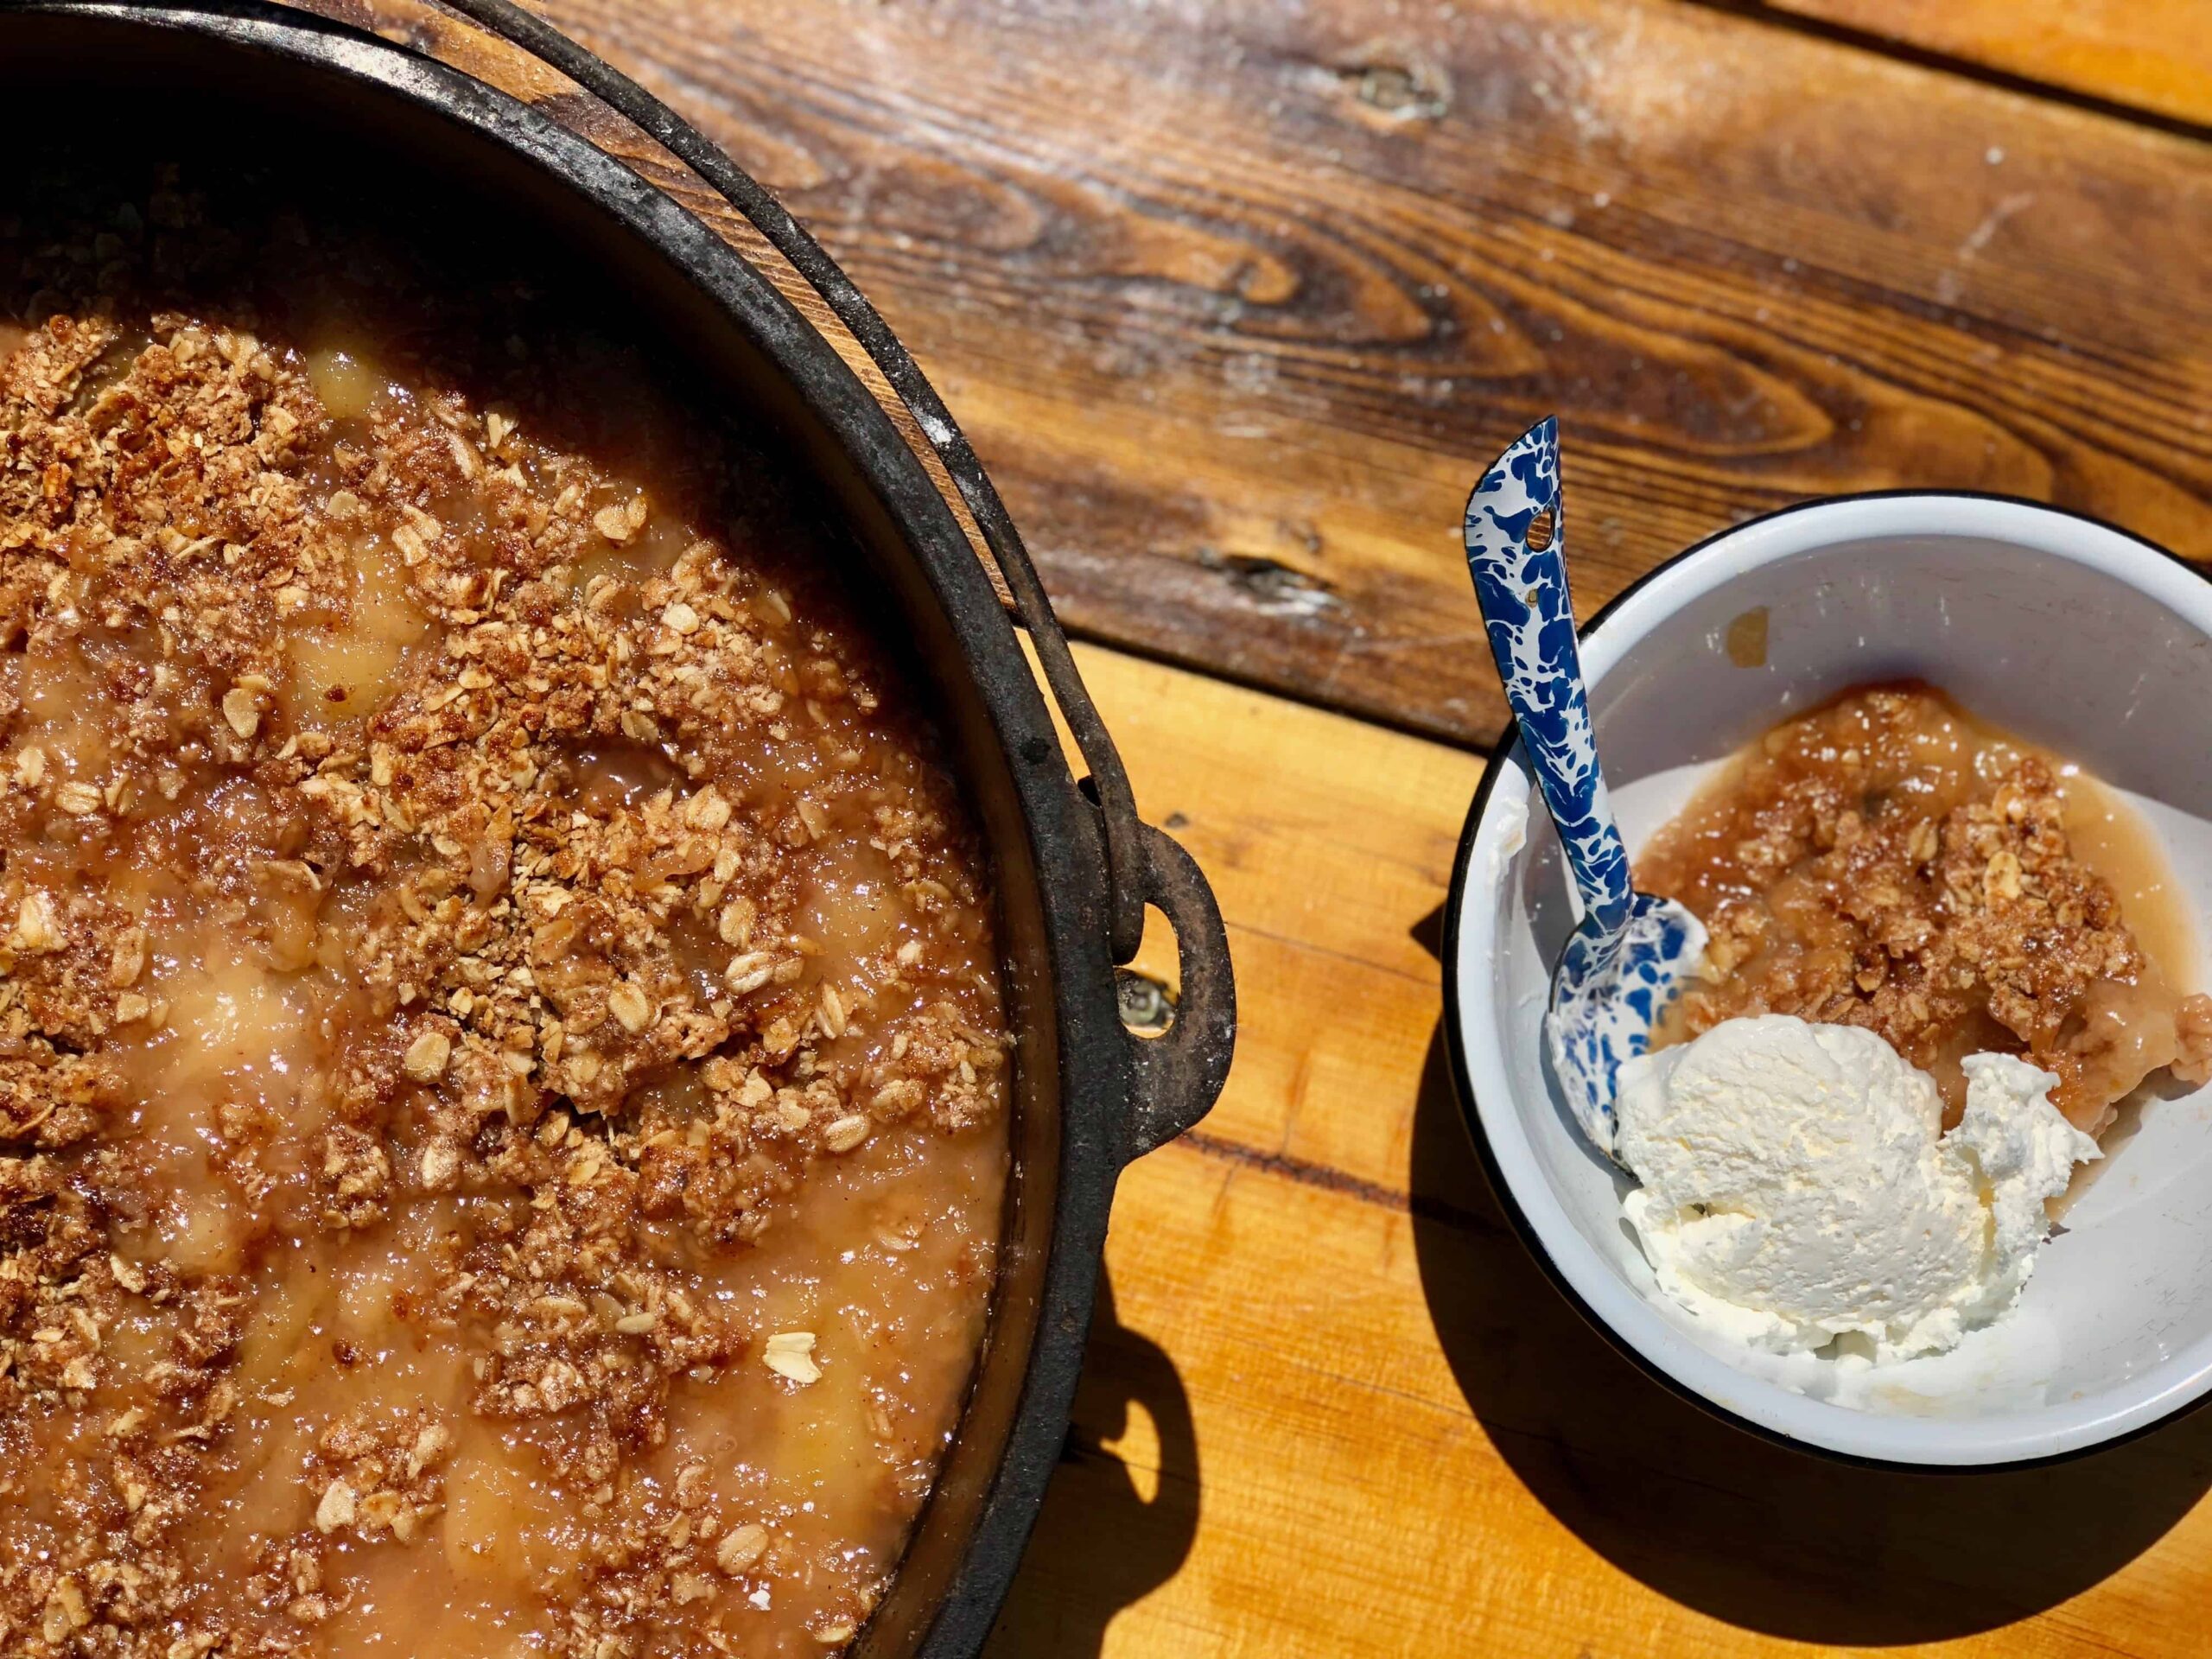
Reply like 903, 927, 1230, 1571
347, 1, 2212, 1651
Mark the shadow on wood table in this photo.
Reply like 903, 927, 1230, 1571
985, 1269, 1199, 1655
1408, 1023, 2212, 1645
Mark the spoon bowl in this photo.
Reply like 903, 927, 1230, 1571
1549, 891, 1707, 1144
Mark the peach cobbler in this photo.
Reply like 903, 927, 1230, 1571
0, 169, 1009, 1656
1641, 683, 2212, 1135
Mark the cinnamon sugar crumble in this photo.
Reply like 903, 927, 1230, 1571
1641, 684, 2212, 1135
0, 169, 1007, 1656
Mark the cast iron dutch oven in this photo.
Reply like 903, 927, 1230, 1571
0, 1, 1236, 1652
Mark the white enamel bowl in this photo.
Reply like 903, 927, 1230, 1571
1444, 493, 2212, 1467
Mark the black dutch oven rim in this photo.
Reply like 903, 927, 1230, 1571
2, 1, 1236, 1650
1439, 485, 2212, 1478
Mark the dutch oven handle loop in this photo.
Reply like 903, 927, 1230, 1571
410, 0, 1235, 1147
1123, 823, 1236, 1164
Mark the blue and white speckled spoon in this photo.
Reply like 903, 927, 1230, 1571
1462, 416, 1707, 1154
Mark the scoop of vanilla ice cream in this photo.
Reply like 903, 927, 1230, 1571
1614, 1015, 2098, 1363
1947, 1050, 2103, 1325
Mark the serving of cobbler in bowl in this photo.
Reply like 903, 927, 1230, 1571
1449, 493, 2212, 1466
1642, 682, 2212, 1139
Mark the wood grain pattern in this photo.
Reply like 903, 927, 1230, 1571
1083, 646, 1475, 1191
479, 0, 2204, 747
993, 644, 2212, 1659
1761, 0, 2212, 130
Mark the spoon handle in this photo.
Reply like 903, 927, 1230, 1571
1463, 416, 1632, 936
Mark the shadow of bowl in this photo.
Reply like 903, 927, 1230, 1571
1410, 1020, 2212, 1646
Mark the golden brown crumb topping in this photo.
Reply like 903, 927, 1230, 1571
0, 169, 1007, 1657
1641, 684, 2212, 1134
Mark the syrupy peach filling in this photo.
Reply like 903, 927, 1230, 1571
0, 172, 1007, 1656
1640, 683, 2212, 1135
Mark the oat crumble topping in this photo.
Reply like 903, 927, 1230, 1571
0, 167, 1008, 1657
1640, 684, 2212, 1134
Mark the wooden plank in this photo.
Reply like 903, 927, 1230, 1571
991, 645, 2212, 1658
1760, 1, 2212, 130
1081, 644, 1478, 1192
442, 0, 2204, 747
1009, 1137, 2212, 1658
